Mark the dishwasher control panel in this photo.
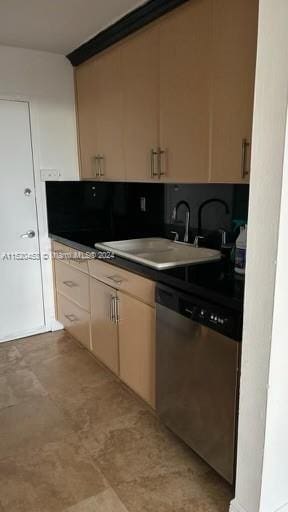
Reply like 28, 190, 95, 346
156, 284, 242, 341
180, 301, 235, 337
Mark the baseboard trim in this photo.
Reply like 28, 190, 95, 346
51, 320, 64, 332
230, 499, 249, 512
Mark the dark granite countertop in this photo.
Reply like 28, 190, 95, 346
50, 230, 245, 314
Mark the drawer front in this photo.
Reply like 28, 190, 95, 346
88, 258, 155, 306
55, 260, 90, 311
53, 241, 89, 274
69, 253, 89, 274
53, 241, 73, 266
57, 293, 91, 350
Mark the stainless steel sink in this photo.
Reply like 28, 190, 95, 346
95, 237, 221, 270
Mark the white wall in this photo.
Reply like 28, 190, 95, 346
0, 45, 79, 331
0, 45, 78, 180
230, 1, 288, 511
258, 110, 288, 512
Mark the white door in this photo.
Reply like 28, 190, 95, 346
0, 100, 45, 342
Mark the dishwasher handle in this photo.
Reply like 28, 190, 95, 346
156, 285, 199, 320
156, 285, 179, 313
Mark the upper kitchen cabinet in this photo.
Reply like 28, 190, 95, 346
95, 47, 125, 180
122, 26, 159, 181
75, 61, 98, 179
159, 0, 212, 183
75, 46, 125, 180
75, 0, 258, 184
210, 0, 258, 183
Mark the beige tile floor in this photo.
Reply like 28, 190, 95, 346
0, 331, 233, 512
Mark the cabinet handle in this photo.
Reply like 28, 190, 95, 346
64, 313, 78, 323
241, 139, 250, 179
105, 274, 125, 286
110, 295, 119, 323
150, 149, 158, 178
158, 148, 165, 179
96, 155, 101, 177
98, 155, 105, 177
115, 296, 120, 324
63, 280, 78, 288
110, 295, 115, 322
93, 155, 104, 177
93, 156, 100, 178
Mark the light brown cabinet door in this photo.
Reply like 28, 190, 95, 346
76, 47, 125, 181
159, 0, 212, 182
210, 0, 258, 183
122, 26, 159, 181
90, 278, 119, 375
95, 47, 125, 180
118, 291, 155, 408
75, 61, 98, 179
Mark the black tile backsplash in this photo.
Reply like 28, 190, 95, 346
46, 181, 249, 247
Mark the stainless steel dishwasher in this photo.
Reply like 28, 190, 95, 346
156, 283, 242, 484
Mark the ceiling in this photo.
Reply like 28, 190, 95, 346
0, 0, 145, 54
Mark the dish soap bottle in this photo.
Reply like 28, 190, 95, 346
234, 225, 247, 275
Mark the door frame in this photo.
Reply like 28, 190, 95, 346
0, 95, 56, 342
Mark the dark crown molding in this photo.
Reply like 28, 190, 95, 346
67, 0, 190, 66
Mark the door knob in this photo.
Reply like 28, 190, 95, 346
24, 188, 32, 196
20, 230, 36, 239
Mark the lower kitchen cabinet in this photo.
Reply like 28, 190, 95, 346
53, 246, 156, 407
118, 291, 155, 408
90, 277, 119, 375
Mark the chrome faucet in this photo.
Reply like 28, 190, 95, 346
172, 200, 191, 243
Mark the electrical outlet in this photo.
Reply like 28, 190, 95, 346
140, 197, 146, 212
40, 169, 61, 181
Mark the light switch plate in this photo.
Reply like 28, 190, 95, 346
40, 169, 61, 181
